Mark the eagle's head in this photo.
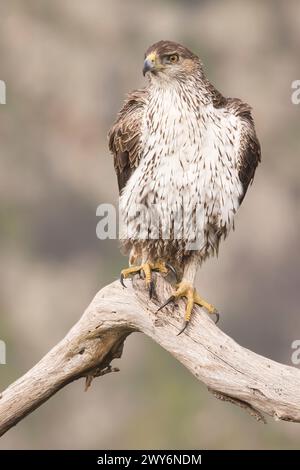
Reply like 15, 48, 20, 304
143, 40, 202, 82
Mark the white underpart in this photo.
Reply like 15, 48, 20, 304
120, 81, 244, 258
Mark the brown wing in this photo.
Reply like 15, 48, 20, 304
108, 89, 147, 193
226, 98, 261, 203
206, 80, 261, 201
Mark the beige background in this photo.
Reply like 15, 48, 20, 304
0, 0, 300, 449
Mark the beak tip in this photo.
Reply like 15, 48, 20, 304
143, 58, 154, 77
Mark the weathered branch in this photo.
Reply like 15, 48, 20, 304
1, 275, 300, 437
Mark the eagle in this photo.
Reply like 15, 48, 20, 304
109, 40, 261, 334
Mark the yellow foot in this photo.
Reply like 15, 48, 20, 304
157, 280, 219, 335
120, 261, 177, 298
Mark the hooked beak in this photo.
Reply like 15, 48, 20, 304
143, 52, 157, 76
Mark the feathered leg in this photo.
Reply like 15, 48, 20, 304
157, 254, 219, 334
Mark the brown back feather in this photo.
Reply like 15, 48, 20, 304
229, 99, 261, 203
108, 89, 147, 193
221, 97, 261, 203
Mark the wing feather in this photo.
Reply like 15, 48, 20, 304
226, 98, 261, 203
108, 89, 147, 193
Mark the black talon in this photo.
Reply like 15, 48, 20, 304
165, 262, 179, 282
120, 273, 127, 288
214, 311, 220, 324
149, 280, 154, 299
156, 295, 175, 313
177, 321, 189, 336
140, 269, 145, 280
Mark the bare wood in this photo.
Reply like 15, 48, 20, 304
1, 275, 300, 437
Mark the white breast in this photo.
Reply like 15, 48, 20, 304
120, 84, 244, 252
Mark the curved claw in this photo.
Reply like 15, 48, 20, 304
120, 273, 127, 288
165, 262, 179, 282
156, 295, 175, 313
139, 270, 145, 280
214, 311, 220, 324
149, 280, 155, 299
177, 321, 189, 336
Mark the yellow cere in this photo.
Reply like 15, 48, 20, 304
146, 52, 157, 63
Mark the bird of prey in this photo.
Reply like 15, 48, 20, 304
109, 40, 261, 334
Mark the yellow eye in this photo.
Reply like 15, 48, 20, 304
169, 54, 179, 63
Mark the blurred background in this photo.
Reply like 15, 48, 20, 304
0, 0, 300, 450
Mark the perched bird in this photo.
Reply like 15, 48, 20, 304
109, 40, 261, 334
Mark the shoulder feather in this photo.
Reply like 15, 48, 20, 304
226, 98, 261, 203
108, 89, 147, 193
207, 85, 261, 203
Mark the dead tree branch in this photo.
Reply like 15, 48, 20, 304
1, 275, 300, 436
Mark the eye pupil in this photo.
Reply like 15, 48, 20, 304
163, 54, 179, 64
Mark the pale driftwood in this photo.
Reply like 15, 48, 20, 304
1, 275, 300, 437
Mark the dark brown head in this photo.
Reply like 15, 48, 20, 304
143, 40, 202, 81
